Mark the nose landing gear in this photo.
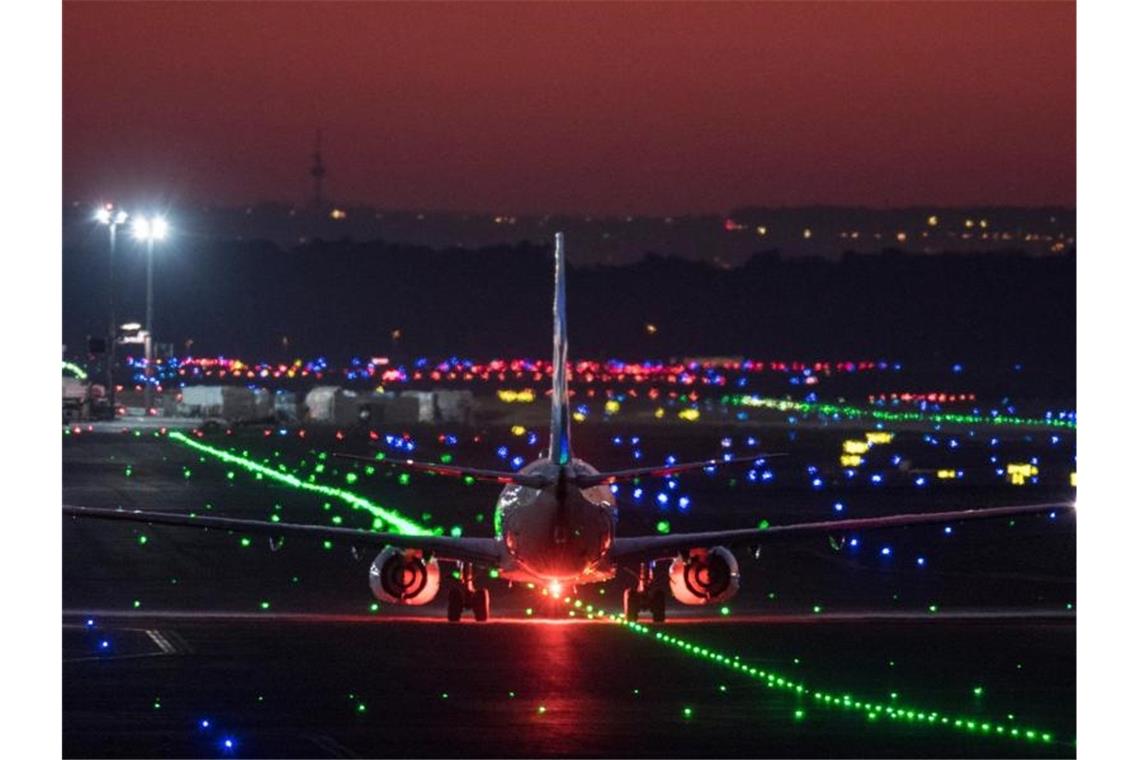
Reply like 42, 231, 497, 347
447, 562, 491, 622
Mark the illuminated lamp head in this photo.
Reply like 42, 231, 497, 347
548, 580, 563, 597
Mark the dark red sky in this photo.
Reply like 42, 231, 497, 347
64, 1, 1075, 215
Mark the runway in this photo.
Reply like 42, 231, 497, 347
63, 611, 1073, 758
63, 423, 1075, 757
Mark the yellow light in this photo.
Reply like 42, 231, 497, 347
497, 389, 535, 404
1070, 472, 1077, 487
604, 400, 621, 414
936, 469, 958, 479
510, 425, 526, 436
979, 219, 989, 229
865, 431, 894, 445
654, 407, 665, 419
927, 215, 939, 227
678, 408, 700, 422
840, 454, 864, 467
572, 412, 586, 422
842, 439, 870, 455
1005, 463, 1039, 486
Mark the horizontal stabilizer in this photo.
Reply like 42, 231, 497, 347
332, 453, 553, 489
571, 452, 785, 487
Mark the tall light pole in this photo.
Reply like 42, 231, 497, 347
132, 215, 168, 412
95, 204, 129, 412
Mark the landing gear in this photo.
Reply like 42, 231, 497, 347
623, 588, 641, 622
446, 562, 491, 622
648, 587, 666, 623
447, 587, 464, 622
472, 588, 490, 621
624, 562, 667, 623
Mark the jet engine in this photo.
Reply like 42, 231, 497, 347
668, 546, 740, 605
369, 547, 441, 605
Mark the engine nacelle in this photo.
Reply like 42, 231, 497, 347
369, 547, 441, 605
668, 546, 740, 605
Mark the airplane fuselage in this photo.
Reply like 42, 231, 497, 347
494, 457, 618, 587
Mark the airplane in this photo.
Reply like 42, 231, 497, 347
63, 232, 1074, 622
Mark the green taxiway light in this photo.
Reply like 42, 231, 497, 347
556, 593, 1062, 747
168, 432, 431, 535
723, 395, 1076, 430
62, 361, 88, 380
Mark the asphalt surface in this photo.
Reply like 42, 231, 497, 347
62, 421, 1076, 757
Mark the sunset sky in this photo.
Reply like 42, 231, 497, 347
64, 1, 1075, 215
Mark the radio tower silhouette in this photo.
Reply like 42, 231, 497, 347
309, 129, 327, 210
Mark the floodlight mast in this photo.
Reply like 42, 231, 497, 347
95, 204, 129, 412
132, 216, 168, 412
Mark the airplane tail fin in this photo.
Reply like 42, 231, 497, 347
550, 232, 572, 465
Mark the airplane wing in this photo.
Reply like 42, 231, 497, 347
572, 452, 785, 487
332, 453, 552, 489
609, 501, 1073, 563
62, 505, 502, 565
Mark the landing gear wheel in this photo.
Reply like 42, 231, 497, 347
447, 587, 464, 622
648, 587, 667, 623
472, 588, 491, 621
624, 589, 641, 622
